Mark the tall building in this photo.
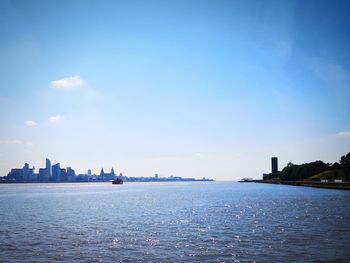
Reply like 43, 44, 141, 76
67, 167, 75, 176
271, 157, 278, 174
22, 163, 35, 181
67, 167, 76, 182
60, 168, 67, 181
46, 158, 51, 179
52, 163, 61, 182
23, 163, 30, 181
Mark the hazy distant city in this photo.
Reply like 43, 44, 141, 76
0, 158, 213, 183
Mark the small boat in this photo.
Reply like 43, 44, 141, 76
112, 178, 123, 184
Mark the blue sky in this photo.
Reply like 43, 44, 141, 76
0, 0, 349, 180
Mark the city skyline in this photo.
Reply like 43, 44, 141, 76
1, 0, 350, 180
6, 157, 119, 178
3, 157, 214, 183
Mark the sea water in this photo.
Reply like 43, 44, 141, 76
0, 182, 349, 262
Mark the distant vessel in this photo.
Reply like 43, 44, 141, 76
112, 178, 123, 184
238, 178, 254, 183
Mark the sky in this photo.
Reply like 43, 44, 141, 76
0, 0, 350, 180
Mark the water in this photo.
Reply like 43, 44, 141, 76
0, 182, 349, 262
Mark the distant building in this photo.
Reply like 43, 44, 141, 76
52, 163, 61, 182
271, 157, 278, 174
28, 169, 37, 181
76, 173, 89, 182
67, 167, 76, 182
100, 168, 115, 181
39, 168, 49, 182
7, 163, 34, 182
46, 158, 51, 179
7, 168, 23, 181
60, 168, 67, 181
23, 163, 30, 181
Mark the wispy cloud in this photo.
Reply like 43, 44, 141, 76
24, 120, 38, 127
0, 139, 22, 144
49, 114, 65, 124
24, 141, 34, 147
336, 131, 350, 138
51, 75, 84, 89
0, 140, 34, 146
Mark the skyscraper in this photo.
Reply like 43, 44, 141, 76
46, 158, 51, 179
23, 163, 29, 181
271, 157, 278, 174
52, 163, 61, 182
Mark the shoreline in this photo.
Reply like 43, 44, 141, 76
255, 180, 350, 190
0, 179, 214, 184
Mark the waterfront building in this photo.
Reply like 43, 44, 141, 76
52, 163, 61, 182
7, 163, 34, 182
46, 158, 51, 179
28, 170, 38, 181
76, 173, 89, 182
7, 168, 23, 181
271, 157, 278, 174
23, 163, 35, 181
38, 168, 48, 182
23, 163, 29, 181
67, 167, 76, 182
110, 168, 115, 180
100, 168, 116, 181
60, 168, 68, 181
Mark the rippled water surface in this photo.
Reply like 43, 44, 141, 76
0, 182, 349, 262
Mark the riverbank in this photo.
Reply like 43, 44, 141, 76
255, 180, 350, 190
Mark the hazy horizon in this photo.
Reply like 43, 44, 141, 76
1, 0, 350, 180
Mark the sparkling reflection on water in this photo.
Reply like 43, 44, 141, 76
0, 182, 349, 262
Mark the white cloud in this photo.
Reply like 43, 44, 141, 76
0, 140, 33, 146
0, 139, 22, 144
25, 141, 34, 147
336, 131, 350, 138
24, 120, 38, 127
51, 75, 84, 89
49, 115, 65, 124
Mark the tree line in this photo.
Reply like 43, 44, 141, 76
264, 152, 350, 181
